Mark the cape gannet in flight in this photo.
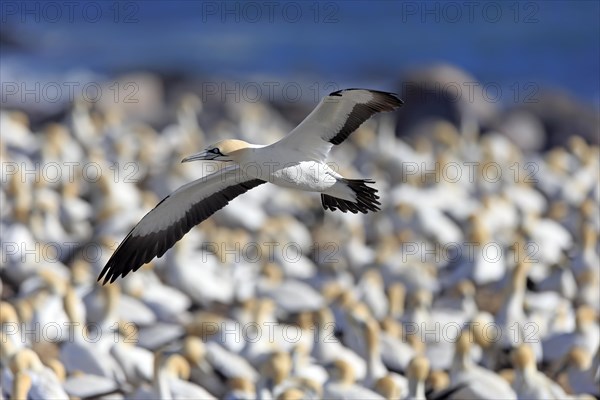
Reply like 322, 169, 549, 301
98, 89, 403, 284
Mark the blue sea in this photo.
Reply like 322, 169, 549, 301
1, 0, 599, 106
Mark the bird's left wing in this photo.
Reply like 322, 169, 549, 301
98, 166, 265, 284
275, 89, 403, 161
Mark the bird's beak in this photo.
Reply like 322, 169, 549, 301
181, 150, 215, 163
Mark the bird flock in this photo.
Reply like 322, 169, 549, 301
1, 87, 599, 399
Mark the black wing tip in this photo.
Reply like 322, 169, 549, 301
327, 89, 403, 145
96, 179, 268, 285
98, 236, 159, 285
97, 260, 121, 285
98, 259, 134, 285
97, 238, 134, 285
321, 179, 381, 214
329, 88, 404, 107
97, 272, 107, 285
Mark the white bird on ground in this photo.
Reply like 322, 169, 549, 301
120, 268, 190, 324
258, 351, 323, 399
110, 322, 154, 387
362, 318, 408, 395
511, 344, 573, 400
311, 307, 367, 380
449, 330, 517, 400
63, 373, 120, 399
183, 336, 258, 397
11, 371, 32, 400
572, 223, 599, 279
542, 305, 600, 366
405, 355, 430, 400
290, 343, 328, 385
164, 248, 235, 306
4, 348, 68, 399
98, 89, 402, 284
0, 302, 25, 353
223, 377, 257, 400
494, 253, 542, 366
323, 359, 385, 399
379, 318, 420, 374
133, 352, 216, 400
555, 346, 600, 397
523, 212, 573, 266
59, 287, 126, 383
28, 271, 72, 343
257, 263, 325, 314
356, 269, 388, 321
255, 351, 292, 398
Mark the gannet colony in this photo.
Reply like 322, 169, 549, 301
1, 75, 599, 399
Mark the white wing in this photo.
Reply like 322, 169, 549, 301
98, 165, 265, 284
275, 89, 403, 160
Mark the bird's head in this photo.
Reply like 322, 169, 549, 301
181, 139, 250, 163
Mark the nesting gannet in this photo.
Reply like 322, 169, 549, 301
379, 318, 420, 373
256, 351, 293, 398
127, 274, 191, 324
6, 348, 68, 399
542, 305, 600, 367
323, 359, 385, 399
406, 355, 430, 400
11, 371, 32, 400
555, 346, 600, 397
257, 263, 325, 314
449, 331, 517, 400
98, 89, 402, 284
133, 352, 216, 400
59, 287, 126, 383
0, 302, 25, 352
511, 344, 572, 400
110, 322, 154, 386
311, 307, 367, 380
183, 336, 258, 397
290, 343, 328, 385
356, 269, 388, 321
223, 377, 257, 400
63, 374, 120, 399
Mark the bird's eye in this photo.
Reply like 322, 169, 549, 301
210, 148, 220, 154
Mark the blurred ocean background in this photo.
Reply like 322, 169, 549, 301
2, 0, 599, 105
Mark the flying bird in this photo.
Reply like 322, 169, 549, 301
98, 89, 403, 284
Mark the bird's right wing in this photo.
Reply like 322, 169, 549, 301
275, 89, 403, 161
98, 165, 265, 284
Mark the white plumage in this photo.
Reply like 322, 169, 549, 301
98, 89, 402, 284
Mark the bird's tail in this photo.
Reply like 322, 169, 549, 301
321, 179, 381, 214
